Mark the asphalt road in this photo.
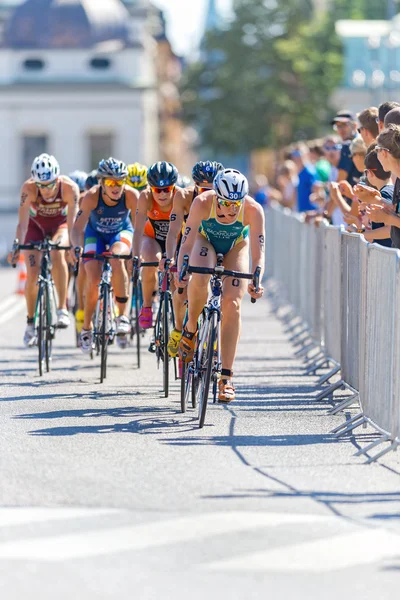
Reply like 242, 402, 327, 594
1, 267, 400, 599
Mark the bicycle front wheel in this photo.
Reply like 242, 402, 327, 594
162, 293, 169, 398
45, 285, 53, 373
100, 288, 109, 383
198, 312, 218, 429
134, 281, 142, 369
36, 285, 45, 376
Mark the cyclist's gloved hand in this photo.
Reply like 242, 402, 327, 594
248, 282, 264, 300
8, 240, 20, 266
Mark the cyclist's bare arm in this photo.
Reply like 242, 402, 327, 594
63, 178, 80, 240
244, 196, 266, 278
71, 188, 98, 248
15, 181, 35, 245
132, 189, 152, 258
177, 193, 212, 273
166, 187, 188, 260
125, 186, 139, 224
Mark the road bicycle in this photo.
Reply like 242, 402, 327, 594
15, 238, 70, 376
80, 251, 131, 383
179, 253, 261, 428
136, 258, 177, 397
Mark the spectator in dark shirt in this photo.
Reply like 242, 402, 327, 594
363, 124, 400, 248
290, 144, 318, 213
331, 110, 362, 187
362, 149, 392, 247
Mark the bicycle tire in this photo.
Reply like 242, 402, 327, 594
100, 288, 109, 383
198, 312, 218, 429
37, 286, 45, 377
162, 292, 169, 398
45, 285, 52, 373
135, 282, 141, 369
180, 360, 187, 412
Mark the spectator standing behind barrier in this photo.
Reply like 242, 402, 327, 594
362, 148, 393, 247
378, 101, 400, 131
357, 107, 379, 146
363, 124, 400, 249
329, 136, 367, 226
252, 174, 282, 207
276, 161, 298, 209
331, 110, 362, 188
384, 107, 400, 128
308, 140, 331, 183
290, 144, 317, 213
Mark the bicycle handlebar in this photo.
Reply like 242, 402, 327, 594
178, 254, 261, 302
17, 244, 71, 251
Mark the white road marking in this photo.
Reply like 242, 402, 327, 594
0, 296, 25, 325
0, 512, 332, 561
206, 529, 400, 573
0, 507, 119, 528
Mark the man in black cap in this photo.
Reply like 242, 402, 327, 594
331, 109, 362, 190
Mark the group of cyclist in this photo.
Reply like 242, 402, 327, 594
10, 153, 265, 403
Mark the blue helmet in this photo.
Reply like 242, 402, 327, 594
192, 161, 224, 185
68, 170, 88, 193
147, 161, 178, 187
97, 157, 128, 180
85, 170, 98, 190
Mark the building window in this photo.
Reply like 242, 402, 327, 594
23, 58, 45, 71
88, 133, 114, 170
22, 135, 48, 180
90, 58, 111, 70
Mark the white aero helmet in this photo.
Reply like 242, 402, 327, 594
31, 153, 60, 183
213, 168, 249, 201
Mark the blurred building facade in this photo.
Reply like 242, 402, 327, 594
0, 0, 191, 210
334, 13, 400, 113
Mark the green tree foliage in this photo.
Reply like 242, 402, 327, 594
181, 0, 391, 153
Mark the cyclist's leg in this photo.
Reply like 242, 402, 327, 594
110, 230, 133, 318
179, 235, 215, 361
82, 229, 104, 331
50, 224, 69, 311
141, 235, 162, 307
186, 235, 215, 333
219, 239, 249, 401
23, 249, 41, 319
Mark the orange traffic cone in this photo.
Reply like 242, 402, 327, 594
16, 254, 27, 295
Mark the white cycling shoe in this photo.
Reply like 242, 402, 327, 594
57, 308, 70, 329
116, 315, 130, 335
79, 328, 93, 353
23, 324, 36, 348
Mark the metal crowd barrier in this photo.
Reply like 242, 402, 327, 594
266, 204, 400, 463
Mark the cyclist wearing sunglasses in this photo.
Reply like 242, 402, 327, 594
11, 153, 79, 347
165, 160, 224, 357
177, 168, 265, 403
72, 157, 139, 352
132, 161, 179, 329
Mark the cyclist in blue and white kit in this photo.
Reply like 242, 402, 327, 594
72, 158, 139, 352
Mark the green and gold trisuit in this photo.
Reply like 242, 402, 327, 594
199, 195, 249, 255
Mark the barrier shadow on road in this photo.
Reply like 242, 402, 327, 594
161, 432, 378, 448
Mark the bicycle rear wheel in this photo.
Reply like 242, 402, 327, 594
100, 288, 109, 383
198, 312, 217, 429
